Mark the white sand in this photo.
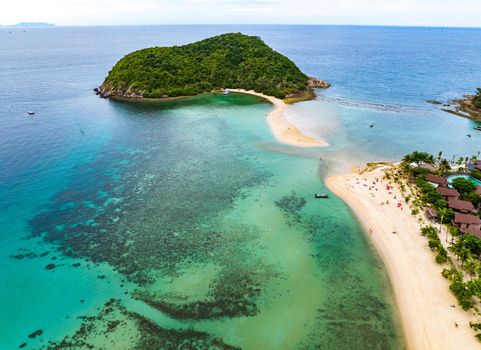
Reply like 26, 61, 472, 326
326, 166, 479, 350
228, 89, 328, 148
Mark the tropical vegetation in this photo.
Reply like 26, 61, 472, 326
392, 151, 481, 340
101, 33, 310, 99
474, 88, 481, 109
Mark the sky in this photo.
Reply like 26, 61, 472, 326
2, 0, 481, 27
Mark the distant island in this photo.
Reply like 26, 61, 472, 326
3, 22, 56, 28
98, 33, 330, 102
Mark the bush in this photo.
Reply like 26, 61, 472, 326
476, 333, 481, 343
450, 279, 474, 310
470, 322, 481, 331
471, 169, 481, 180
435, 248, 448, 264
464, 192, 481, 208
462, 234, 481, 257
452, 178, 476, 195
416, 177, 446, 208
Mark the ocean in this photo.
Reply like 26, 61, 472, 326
1, 25, 480, 349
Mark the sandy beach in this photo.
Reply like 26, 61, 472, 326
326, 166, 479, 350
228, 89, 328, 148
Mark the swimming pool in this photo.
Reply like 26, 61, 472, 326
447, 174, 481, 187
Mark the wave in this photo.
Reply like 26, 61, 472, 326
315, 93, 427, 115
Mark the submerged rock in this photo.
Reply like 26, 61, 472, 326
27, 329, 43, 339
45, 263, 56, 270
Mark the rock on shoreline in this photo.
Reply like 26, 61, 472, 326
308, 77, 331, 89
95, 77, 332, 104
429, 94, 481, 122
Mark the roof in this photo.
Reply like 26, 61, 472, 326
462, 227, 481, 239
425, 208, 438, 219
448, 199, 475, 212
454, 213, 481, 225
419, 163, 436, 171
436, 187, 459, 198
426, 174, 447, 185
412, 163, 436, 172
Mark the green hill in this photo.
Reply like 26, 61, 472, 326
99, 33, 316, 100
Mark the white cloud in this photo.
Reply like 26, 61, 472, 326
1, 0, 481, 27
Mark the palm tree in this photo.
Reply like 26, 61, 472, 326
438, 159, 451, 175
465, 258, 481, 279
449, 241, 471, 266
438, 207, 449, 242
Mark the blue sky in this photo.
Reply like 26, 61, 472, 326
2, 0, 481, 27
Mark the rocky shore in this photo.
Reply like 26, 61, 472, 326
447, 95, 481, 121
431, 91, 481, 122
308, 77, 331, 89
95, 77, 331, 104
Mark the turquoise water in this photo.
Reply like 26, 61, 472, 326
447, 174, 481, 186
1, 25, 481, 349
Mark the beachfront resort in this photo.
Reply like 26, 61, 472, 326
327, 152, 481, 348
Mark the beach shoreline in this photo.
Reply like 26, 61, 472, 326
326, 166, 479, 350
99, 88, 328, 148
228, 89, 329, 148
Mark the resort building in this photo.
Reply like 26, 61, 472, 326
467, 160, 481, 171
454, 213, 481, 235
476, 160, 481, 171
436, 187, 459, 201
411, 162, 436, 172
426, 174, 448, 187
425, 208, 438, 222
448, 199, 476, 214
463, 227, 481, 239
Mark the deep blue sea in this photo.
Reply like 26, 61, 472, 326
1, 25, 480, 349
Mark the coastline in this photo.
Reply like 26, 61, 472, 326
326, 166, 479, 350
227, 89, 329, 148
98, 88, 329, 148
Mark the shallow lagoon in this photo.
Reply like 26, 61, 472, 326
2, 25, 481, 349
1, 93, 403, 349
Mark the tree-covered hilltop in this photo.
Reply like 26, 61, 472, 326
99, 33, 320, 100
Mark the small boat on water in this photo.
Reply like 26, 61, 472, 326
315, 193, 329, 199
474, 126, 481, 131
27, 111, 35, 116
222, 90, 230, 95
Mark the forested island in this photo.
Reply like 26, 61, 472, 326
98, 33, 329, 101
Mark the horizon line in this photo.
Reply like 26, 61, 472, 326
3, 23, 481, 30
